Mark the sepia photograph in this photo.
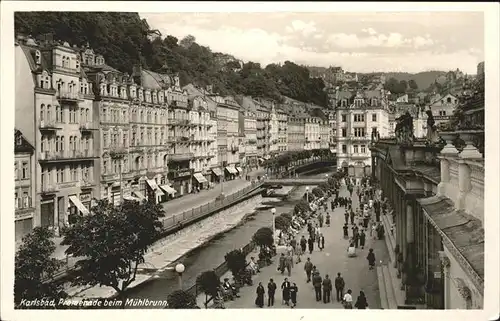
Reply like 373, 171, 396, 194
1, 1, 499, 320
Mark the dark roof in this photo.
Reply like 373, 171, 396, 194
418, 196, 484, 284
413, 165, 441, 184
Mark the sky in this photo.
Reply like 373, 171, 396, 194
141, 11, 484, 74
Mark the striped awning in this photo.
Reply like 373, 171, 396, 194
211, 168, 222, 176
133, 190, 146, 201
236, 166, 243, 174
160, 185, 176, 196
225, 166, 238, 174
193, 172, 208, 183
69, 195, 90, 215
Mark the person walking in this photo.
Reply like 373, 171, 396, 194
289, 282, 298, 308
255, 282, 265, 308
300, 235, 307, 253
354, 290, 369, 309
281, 278, 291, 306
349, 210, 355, 225
326, 213, 331, 227
312, 271, 323, 302
318, 234, 325, 251
267, 279, 277, 307
342, 289, 353, 309
307, 235, 314, 254
334, 273, 345, 302
367, 248, 376, 270
322, 274, 333, 303
359, 229, 366, 250
304, 257, 313, 283
278, 253, 286, 274
290, 237, 297, 252
285, 253, 294, 276
318, 214, 324, 228
343, 223, 349, 239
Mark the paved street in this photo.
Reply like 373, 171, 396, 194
221, 183, 389, 309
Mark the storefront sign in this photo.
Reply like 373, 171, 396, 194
57, 182, 78, 189
80, 193, 92, 203
176, 169, 192, 178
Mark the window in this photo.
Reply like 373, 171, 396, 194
341, 128, 347, 137
361, 145, 366, 154
439, 110, 446, 116
353, 145, 359, 153
341, 114, 346, 123
354, 114, 365, 122
103, 160, 108, 174
61, 136, 65, 151
342, 144, 347, 154
103, 133, 108, 147
372, 127, 378, 135
14, 162, 18, 180
57, 168, 64, 183
354, 128, 366, 137
70, 164, 77, 181
123, 133, 127, 147
40, 104, 45, 121
447, 97, 451, 103
372, 113, 377, 122
341, 100, 347, 107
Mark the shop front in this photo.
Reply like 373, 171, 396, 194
159, 184, 177, 201
236, 166, 244, 177
168, 168, 193, 196
68, 194, 90, 225
211, 167, 222, 183
146, 179, 164, 204
193, 172, 208, 191
225, 165, 238, 180
40, 197, 55, 228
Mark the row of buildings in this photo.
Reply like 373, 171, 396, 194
13, 36, 337, 240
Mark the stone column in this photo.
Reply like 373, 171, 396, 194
437, 157, 449, 196
439, 251, 451, 309
456, 160, 471, 210
371, 156, 375, 180
404, 198, 417, 301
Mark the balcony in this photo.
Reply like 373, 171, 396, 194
39, 150, 95, 162
79, 123, 97, 133
41, 184, 59, 194
169, 152, 194, 162
169, 100, 188, 109
109, 146, 128, 158
39, 120, 62, 132
56, 91, 83, 103
80, 180, 95, 189
350, 153, 370, 160
169, 118, 190, 126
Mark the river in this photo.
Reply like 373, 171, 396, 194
125, 169, 333, 307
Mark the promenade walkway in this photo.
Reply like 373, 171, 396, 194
218, 184, 389, 309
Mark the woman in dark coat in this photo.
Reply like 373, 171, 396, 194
359, 230, 366, 249
289, 282, 298, 308
308, 236, 314, 254
325, 213, 331, 227
367, 248, 376, 270
354, 291, 368, 309
255, 282, 265, 308
343, 223, 349, 239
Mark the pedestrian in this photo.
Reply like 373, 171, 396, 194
304, 257, 313, 283
354, 290, 369, 309
285, 253, 294, 276
281, 278, 291, 306
354, 232, 359, 249
367, 248, 376, 270
312, 271, 323, 302
326, 213, 331, 227
308, 236, 314, 254
371, 222, 377, 239
289, 282, 298, 308
334, 273, 345, 302
322, 274, 333, 303
342, 289, 354, 309
290, 237, 297, 252
318, 214, 324, 228
318, 233, 325, 251
267, 279, 277, 307
300, 235, 307, 254
343, 223, 349, 239
349, 210, 355, 225
359, 229, 366, 250
278, 253, 286, 274
344, 211, 349, 225
255, 282, 265, 308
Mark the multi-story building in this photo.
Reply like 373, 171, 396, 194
327, 111, 337, 154
235, 96, 258, 169
277, 107, 288, 153
304, 117, 321, 150
183, 84, 220, 185
319, 119, 330, 150
428, 93, 459, 126
255, 99, 270, 162
287, 117, 306, 152
16, 37, 99, 235
269, 104, 279, 155
15, 129, 36, 241
334, 88, 390, 177
212, 95, 240, 179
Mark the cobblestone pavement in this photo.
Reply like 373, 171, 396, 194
221, 183, 389, 309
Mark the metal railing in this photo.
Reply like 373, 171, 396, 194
50, 181, 264, 281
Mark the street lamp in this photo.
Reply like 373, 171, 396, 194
271, 208, 276, 247
306, 186, 310, 203
175, 263, 185, 290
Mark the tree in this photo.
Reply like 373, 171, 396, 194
60, 199, 165, 304
15, 227, 67, 307
179, 34, 196, 49
167, 290, 199, 309
294, 199, 310, 215
312, 187, 325, 198
274, 215, 291, 231
196, 270, 220, 300
408, 79, 418, 90
252, 227, 274, 248
225, 249, 247, 280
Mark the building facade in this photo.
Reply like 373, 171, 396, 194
16, 38, 99, 235
213, 95, 240, 179
304, 117, 321, 150
269, 104, 279, 155
255, 100, 270, 162
334, 88, 390, 177
277, 107, 288, 153
428, 93, 459, 126
15, 129, 36, 241
287, 117, 305, 152
236, 97, 258, 169
319, 119, 330, 150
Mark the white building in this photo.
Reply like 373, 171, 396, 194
304, 117, 321, 150
333, 88, 390, 177
428, 93, 459, 125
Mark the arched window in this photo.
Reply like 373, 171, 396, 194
35, 51, 41, 64
46, 105, 51, 122
40, 104, 45, 122
447, 97, 452, 103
